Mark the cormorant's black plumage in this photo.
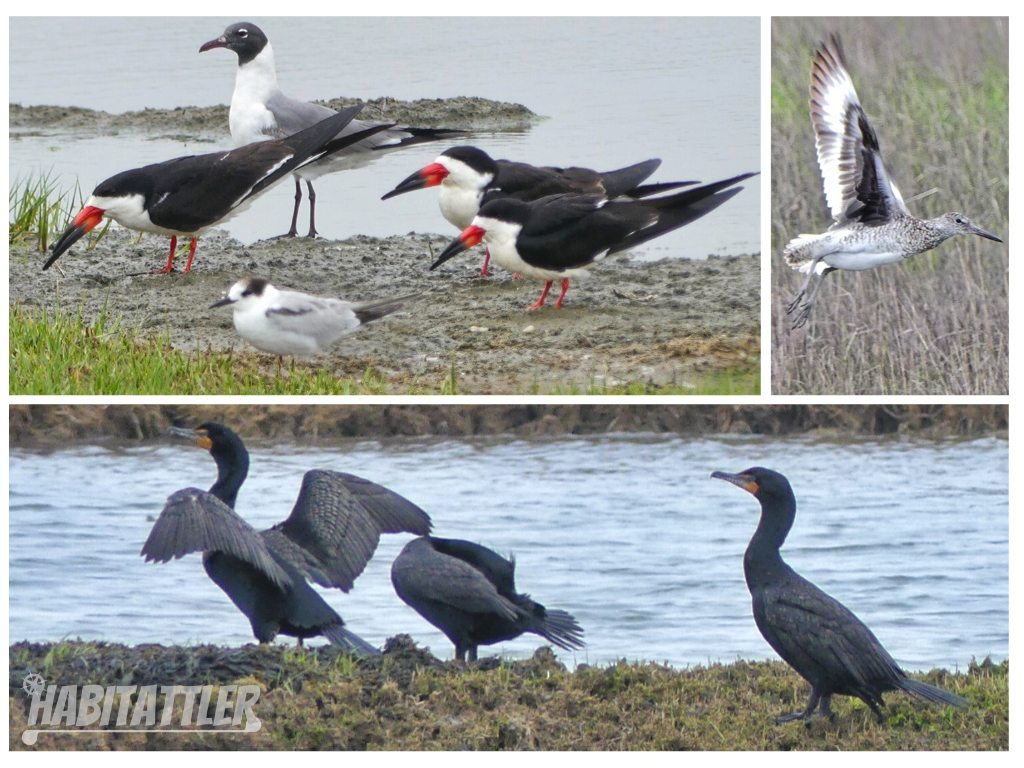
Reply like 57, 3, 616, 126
142, 422, 432, 653
391, 536, 585, 662
712, 466, 967, 722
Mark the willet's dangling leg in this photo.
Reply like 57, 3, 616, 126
790, 269, 831, 329
786, 255, 825, 316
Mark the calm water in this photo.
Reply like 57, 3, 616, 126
8, 17, 759, 260
9, 433, 1007, 669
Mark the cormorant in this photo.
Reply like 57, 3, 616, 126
391, 536, 585, 661
711, 466, 968, 723
142, 422, 432, 653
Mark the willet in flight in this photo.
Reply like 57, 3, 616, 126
783, 34, 1002, 328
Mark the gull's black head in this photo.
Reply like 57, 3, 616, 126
200, 22, 269, 65
711, 466, 794, 505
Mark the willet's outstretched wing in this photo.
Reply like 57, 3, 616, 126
810, 34, 909, 226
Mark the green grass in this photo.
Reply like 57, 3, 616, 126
8, 173, 110, 253
8, 641, 1008, 750
9, 304, 401, 395
11, 304, 756, 396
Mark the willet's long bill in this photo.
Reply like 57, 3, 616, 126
782, 34, 1002, 329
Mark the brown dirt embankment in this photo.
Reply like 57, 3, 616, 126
8, 405, 1008, 448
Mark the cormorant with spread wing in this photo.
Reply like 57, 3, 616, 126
142, 422, 432, 652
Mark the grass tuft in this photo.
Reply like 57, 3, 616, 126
9, 304, 396, 395
9, 173, 110, 253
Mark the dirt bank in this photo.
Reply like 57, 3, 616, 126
9, 640, 1006, 750
10, 229, 759, 393
7, 405, 1009, 447
10, 95, 540, 140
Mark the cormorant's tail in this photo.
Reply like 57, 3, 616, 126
533, 607, 586, 653
899, 678, 968, 709
323, 623, 381, 656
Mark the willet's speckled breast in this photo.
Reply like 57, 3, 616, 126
782, 34, 1003, 329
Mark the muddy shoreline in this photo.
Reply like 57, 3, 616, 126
11, 229, 759, 393
10, 96, 541, 140
10, 97, 758, 394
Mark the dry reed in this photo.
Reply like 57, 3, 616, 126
771, 17, 1008, 394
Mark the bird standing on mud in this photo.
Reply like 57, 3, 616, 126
142, 422, 432, 651
200, 21, 459, 239
430, 172, 757, 310
45, 107, 387, 274
391, 536, 585, 661
211, 277, 419, 357
382, 145, 697, 276
712, 466, 968, 722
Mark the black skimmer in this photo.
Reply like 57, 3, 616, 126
783, 34, 1003, 328
45, 105, 389, 274
211, 277, 419, 357
391, 536, 585, 662
200, 21, 459, 239
382, 145, 698, 275
430, 172, 757, 309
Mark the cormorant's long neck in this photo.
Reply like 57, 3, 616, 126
743, 495, 796, 588
209, 439, 249, 509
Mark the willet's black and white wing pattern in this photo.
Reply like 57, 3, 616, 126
810, 35, 909, 226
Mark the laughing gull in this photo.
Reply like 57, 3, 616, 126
783, 34, 1003, 328
431, 172, 757, 310
382, 145, 698, 275
211, 276, 419, 357
200, 21, 459, 239
45, 106, 388, 274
